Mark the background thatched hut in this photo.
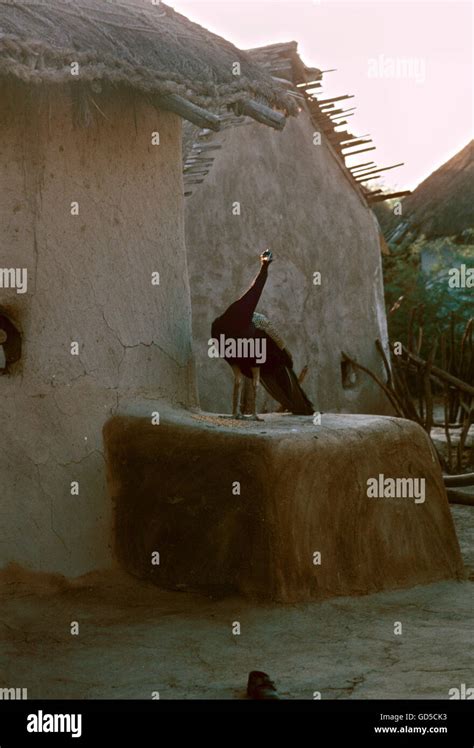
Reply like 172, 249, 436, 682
184, 42, 392, 415
0, 0, 293, 575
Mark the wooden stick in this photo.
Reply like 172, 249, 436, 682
354, 162, 404, 179
192, 144, 222, 151
342, 138, 373, 149
330, 107, 357, 116
444, 387, 454, 473
417, 305, 424, 355
323, 105, 356, 115
183, 169, 209, 176
156, 94, 221, 131
400, 345, 474, 396
321, 107, 342, 115
354, 173, 385, 183
446, 489, 474, 506
460, 318, 473, 382
296, 79, 323, 88
341, 351, 405, 417
367, 191, 411, 202
343, 146, 376, 156
239, 100, 286, 130
444, 472, 474, 487
349, 161, 376, 172
375, 338, 392, 389
317, 95, 355, 105
391, 357, 424, 425
345, 132, 371, 140
329, 111, 357, 121
423, 342, 437, 434
457, 405, 472, 471
407, 307, 416, 353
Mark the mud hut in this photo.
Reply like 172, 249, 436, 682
0, 0, 295, 575
184, 42, 394, 416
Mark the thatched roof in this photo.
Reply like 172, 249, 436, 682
0, 0, 297, 120
376, 140, 474, 242
246, 41, 322, 86
398, 140, 474, 238
247, 42, 380, 208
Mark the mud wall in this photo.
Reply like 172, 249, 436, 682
0, 86, 195, 574
185, 107, 391, 415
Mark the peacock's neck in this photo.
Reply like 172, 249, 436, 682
237, 263, 269, 317
217, 262, 270, 331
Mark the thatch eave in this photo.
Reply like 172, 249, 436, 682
0, 1, 298, 126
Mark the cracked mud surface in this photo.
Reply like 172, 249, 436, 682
0, 506, 472, 700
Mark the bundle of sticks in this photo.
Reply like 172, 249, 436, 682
342, 308, 473, 476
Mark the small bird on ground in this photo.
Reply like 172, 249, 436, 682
246, 670, 280, 700
211, 250, 314, 419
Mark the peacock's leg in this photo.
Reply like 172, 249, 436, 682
249, 367, 264, 421
231, 365, 243, 418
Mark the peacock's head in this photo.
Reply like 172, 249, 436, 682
260, 249, 273, 265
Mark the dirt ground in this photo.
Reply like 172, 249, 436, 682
0, 505, 472, 701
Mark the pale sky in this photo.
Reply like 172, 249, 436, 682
170, 0, 473, 191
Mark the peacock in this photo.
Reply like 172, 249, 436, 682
211, 250, 314, 419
